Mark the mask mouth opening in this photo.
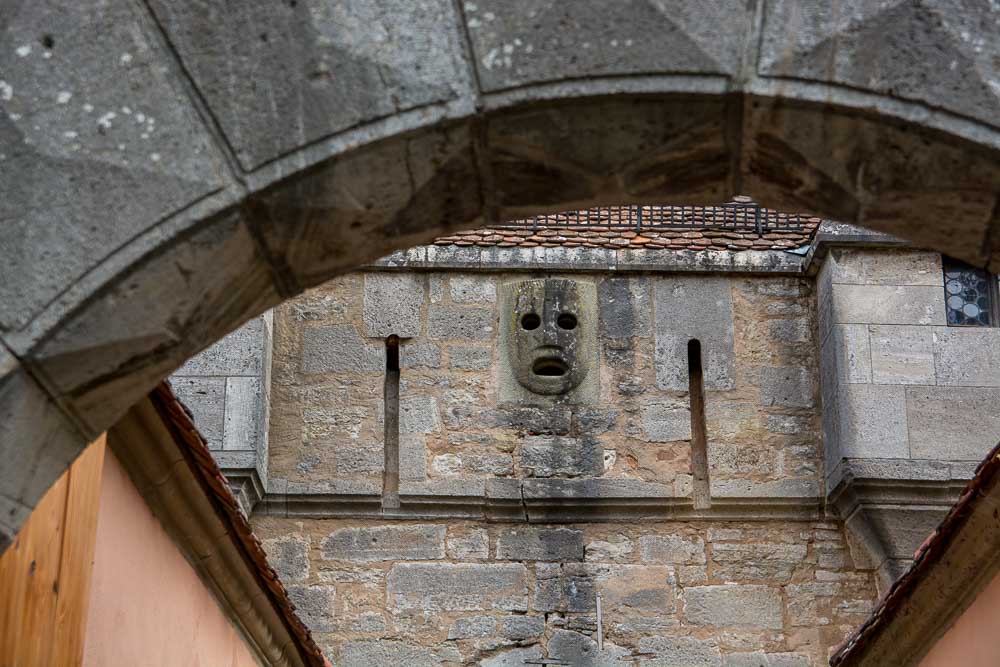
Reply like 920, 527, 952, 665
532, 357, 568, 377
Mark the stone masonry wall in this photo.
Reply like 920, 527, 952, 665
255, 518, 874, 666
267, 270, 821, 503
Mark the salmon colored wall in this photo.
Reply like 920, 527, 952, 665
82, 449, 259, 667
920, 567, 1000, 667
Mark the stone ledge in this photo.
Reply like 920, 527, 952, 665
805, 221, 910, 274
827, 458, 971, 592
370, 245, 806, 275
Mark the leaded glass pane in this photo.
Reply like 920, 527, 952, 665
942, 256, 994, 326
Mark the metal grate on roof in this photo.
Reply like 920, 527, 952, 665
499, 201, 814, 237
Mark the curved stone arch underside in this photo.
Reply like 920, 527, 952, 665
2, 0, 1000, 548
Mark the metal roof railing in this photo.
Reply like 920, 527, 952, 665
498, 202, 817, 237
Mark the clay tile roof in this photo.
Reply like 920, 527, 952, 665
435, 198, 820, 252
150, 382, 328, 667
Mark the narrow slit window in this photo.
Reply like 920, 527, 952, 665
942, 256, 996, 327
687, 339, 710, 510
382, 335, 400, 509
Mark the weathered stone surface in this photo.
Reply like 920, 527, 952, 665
768, 318, 810, 343
521, 435, 603, 477
465, 1, 745, 92
827, 250, 943, 287
399, 396, 441, 434
338, 640, 445, 667
301, 324, 384, 373
683, 585, 782, 629
363, 273, 425, 338
639, 636, 723, 667
446, 529, 489, 560
428, 306, 494, 340
0, 355, 87, 537
147, 0, 471, 170
906, 386, 1000, 461
496, 527, 584, 561
760, 2, 1000, 128
387, 563, 528, 611
639, 535, 706, 565
585, 536, 634, 562
826, 324, 872, 384
869, 325, 935, 385
286, 584, 335, 633
760, 366, 813, 408
599, 277, 651, 339
450, 276, 497, 304
533, 563, 597, 612
640, 402, 692, 442
480, 646, 544, 667
171, 377, 225, 449
433, 451, 512, 477
548, 629, 632, 666
448, 615, 496, 639
654, 277, 735, 390
830, 285, 945, 326
601, 565, 675, 613
400, 340, 441, 369
261, 535, 310, 583
724, 653, 810, 667
932, 327, 1000, 387
321, 525, 445, 562
711, 543, 808, 581
496, 406, 572, 435
0, 0, 230, 334
837, 384, 909, 459
449, 346, 492, 370
177, 316, 267, 376
400, 434, 429, 482
499, 615, 544, 640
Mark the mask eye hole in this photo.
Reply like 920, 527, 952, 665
520, 313, 541, 330
557, 313, 577, 330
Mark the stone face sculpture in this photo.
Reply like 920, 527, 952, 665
499, 279, 598, 402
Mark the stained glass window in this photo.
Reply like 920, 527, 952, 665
942, 256, 995, 326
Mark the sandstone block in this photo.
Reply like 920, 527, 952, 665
639, 535, 706, 565
499, 615, 544, 640
906, 386, 1000, 460
428, 305, 494, 340
387, 563, 528, 611
286, 585, 335, 633
683, 585, 782, 629
639, 636, 722, 667
640, 402, 692, 442
496, 527, 584, 561
261, 535, 310, 583
322, 525, 445, 562
760, 366, 813, 408
869, 325, 935, 385
301, 324, 384, 374
654, 277, 735, 390
449, 346, 492, 370
363, 273, 424, 337
446, 528, 489, 560
450, 276, 497, 303
521, 435, 603, 477
448, 615, 496, 639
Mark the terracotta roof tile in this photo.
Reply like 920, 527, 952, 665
150, 383, 327, 667
431, 200, 820, 253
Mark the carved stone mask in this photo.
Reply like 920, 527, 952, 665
506, 279, 593, 396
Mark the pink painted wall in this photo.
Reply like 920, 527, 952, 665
920, 567, 1000, 666
82, 449, 259, 667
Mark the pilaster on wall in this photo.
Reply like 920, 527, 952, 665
170, 312, 273, 515
815, 229, 1000, 590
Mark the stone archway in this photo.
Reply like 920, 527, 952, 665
2, 0, 999, 549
